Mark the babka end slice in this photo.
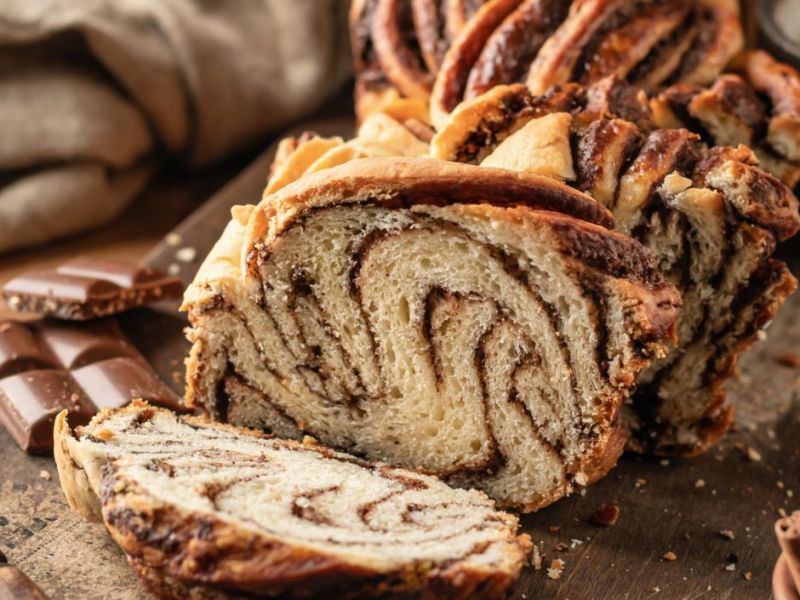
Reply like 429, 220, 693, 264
55, 402, 532, 600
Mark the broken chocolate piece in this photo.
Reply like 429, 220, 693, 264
588, 502, 620, 526
0, 550, 49, 600
2, 257, 184, 320
0, 319, 183, 454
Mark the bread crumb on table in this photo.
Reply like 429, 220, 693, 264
662, 551, 677, 561
746, 446, 762, 462
39, 470, 50, 481
547, 559, 565, 580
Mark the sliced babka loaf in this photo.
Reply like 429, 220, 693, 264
55, 402, 531, 600
430, 81, 800, 455
183, 158, 680, 511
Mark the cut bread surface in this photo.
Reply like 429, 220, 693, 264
430, 80, 799, 455
184, 157, 679, 510
55, 402, 530, 600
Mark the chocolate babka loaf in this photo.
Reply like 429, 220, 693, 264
55, 402, 531, 600
350, 0, 744, 127
183, 157, 679, 510
431, 81, 800, 454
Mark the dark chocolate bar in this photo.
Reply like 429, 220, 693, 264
2, 257, 184, 320
0, 319, 183, 453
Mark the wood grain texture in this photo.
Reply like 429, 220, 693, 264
0, 115, 797, 600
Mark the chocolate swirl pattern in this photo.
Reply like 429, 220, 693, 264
431, 80, 800, 455
352, 0, 746, 128
54, 402, 531, 600
182, 158, 679, 510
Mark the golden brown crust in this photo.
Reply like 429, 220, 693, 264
464, 0, 569, 100
53, 411, 102, 522
430, 0, 524, 128
250, 157, 616, 248
525, 0, 628, 94
672, 0, 743, 86
731, 50, 800, 162
579, 0, 692, 85
373, 0, 435, 101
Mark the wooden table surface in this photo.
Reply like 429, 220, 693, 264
1, 114, 798, 600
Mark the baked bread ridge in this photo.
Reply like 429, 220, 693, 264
184, 156, 680, 511
352, 0, 747, 128
54, 402, 531, 600
650, 53, 800, 188
264, 113, 430, 196
430, 81, 800, 455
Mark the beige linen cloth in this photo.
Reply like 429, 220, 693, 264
0, 0, 351, 253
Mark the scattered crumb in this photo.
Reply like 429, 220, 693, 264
39, 470, 51, 481
167, 263, 181, 276
683, 532, 692, 541
555, 542, 570, 552
548, 525, 561, 533
694, 479, 706, 489
725, 553, 738, 571
171, 370, 182, 385
662, 551, 677, 561
176, 247, 197, 263
779, 508, 788, 518
531, 544, 543, 570
719, 529, 735, 540
725, 563, 736, 572
547, 559, 565, 580
652, 587, 660, 593
589, 503, 620, 526
746, 446, 762, 462
778, 481, 785, 490
744, 572, 753, 581
659, 459, 670, 467
570, 539, 584, 548
165, 232, 183, 246
775, 352, 800, 368
635, 478, 647, 488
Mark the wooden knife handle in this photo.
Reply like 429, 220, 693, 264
0, 566, 49, 600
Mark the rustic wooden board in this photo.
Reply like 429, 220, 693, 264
1, 115, 798, 600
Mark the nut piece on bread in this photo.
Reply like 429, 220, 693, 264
183, 157, 679, 511
54, 401, 531, 600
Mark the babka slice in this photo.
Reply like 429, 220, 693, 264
431, 82, 800, 455
650, 57, 800, 188
55, 402, 531, 600
183, 157, 679, 510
